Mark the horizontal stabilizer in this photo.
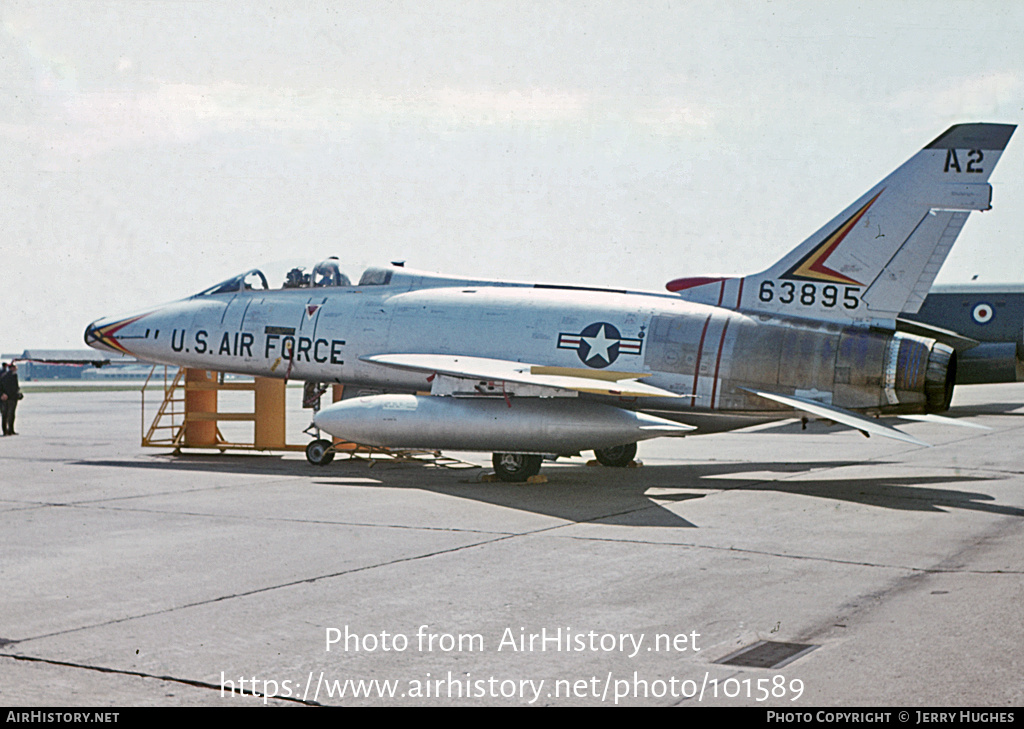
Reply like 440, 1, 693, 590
363, 353, 684, 398
740, 387, 930, 447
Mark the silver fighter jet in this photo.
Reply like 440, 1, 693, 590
86, 123, 1015, 480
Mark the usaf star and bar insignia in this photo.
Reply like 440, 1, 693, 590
558, 322, 644, 368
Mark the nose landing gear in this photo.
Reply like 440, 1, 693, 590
305, 438, 335, 466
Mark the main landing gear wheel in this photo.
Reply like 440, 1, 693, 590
593, 442, 637, 467
492, 453, 543, 482
306, 439, 335, 466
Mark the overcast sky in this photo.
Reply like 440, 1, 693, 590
1, 0, 1022, 354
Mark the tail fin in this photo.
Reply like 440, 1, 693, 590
669, 123, 1015, 325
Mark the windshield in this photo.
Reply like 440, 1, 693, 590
194, 269, 270, 296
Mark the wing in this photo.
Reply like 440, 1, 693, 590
362, 353, 686, 399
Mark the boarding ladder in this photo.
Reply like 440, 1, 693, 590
141, 366, 480, 468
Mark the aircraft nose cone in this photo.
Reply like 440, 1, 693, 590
84, 319, 105, 348
83, 314, 144, 354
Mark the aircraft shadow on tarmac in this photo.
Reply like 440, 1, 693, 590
347, 462, 1018, 526
947, 401, 1024, 417
78, 456, 1020, 528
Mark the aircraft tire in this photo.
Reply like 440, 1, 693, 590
593, 442, 637, 467
492, 453, 543, 482
306, 439, 336, 466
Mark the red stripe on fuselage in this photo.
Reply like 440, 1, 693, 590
710, 319, 731, 409
690, 314, 712, 408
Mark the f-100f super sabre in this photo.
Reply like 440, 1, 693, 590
86, 123, 1015, 480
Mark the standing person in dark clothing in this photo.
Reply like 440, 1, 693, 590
1, 362, 22, 435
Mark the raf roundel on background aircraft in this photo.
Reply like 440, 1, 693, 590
86, 123, 1015, 481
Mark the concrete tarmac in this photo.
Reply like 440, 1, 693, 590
2, 384, 1023, 706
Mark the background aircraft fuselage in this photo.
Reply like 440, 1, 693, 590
907, 284, 1024, 384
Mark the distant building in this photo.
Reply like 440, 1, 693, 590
6, 350, 152, 381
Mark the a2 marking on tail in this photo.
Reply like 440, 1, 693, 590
667, 123, 1016, 325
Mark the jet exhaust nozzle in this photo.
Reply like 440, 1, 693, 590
924, 343, 956, 412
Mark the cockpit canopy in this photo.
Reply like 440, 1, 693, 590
311, 258, 350, 287
193, 259, 393, 297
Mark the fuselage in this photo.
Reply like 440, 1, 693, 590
85, 265, 950, 429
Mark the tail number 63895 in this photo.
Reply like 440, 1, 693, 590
758, 281, 861, 310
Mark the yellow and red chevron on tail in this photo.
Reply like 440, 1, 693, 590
780, 190, 883, 286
